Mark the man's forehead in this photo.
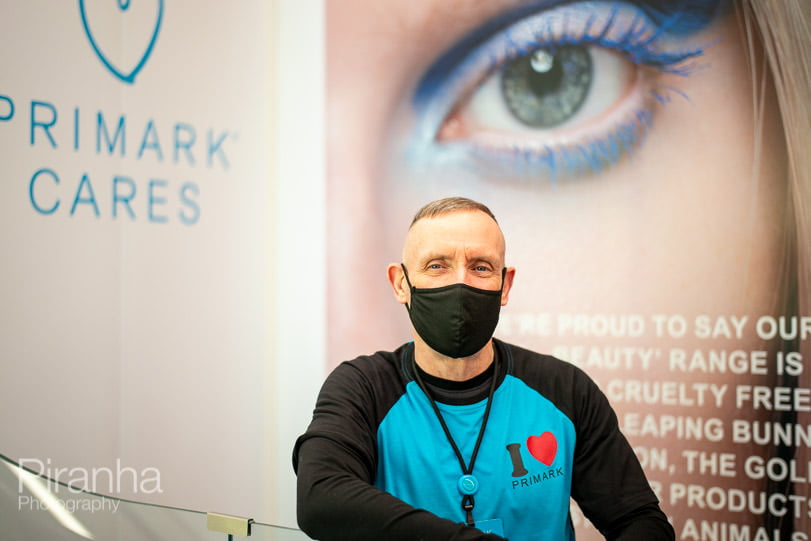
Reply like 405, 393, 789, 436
403, 210, 505, 260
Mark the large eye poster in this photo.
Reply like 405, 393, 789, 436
325, 0, 810, 538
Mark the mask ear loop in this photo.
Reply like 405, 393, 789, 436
400, 264, 415, 311
400, 263, 414, 289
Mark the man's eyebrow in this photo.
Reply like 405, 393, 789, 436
414, 0, 726, 106
417, 252, 498, 265
418, 253, 450, 264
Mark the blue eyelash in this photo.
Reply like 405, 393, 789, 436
488, 8, 710, 91
565, 12, 706, 75
556, 110, 654, 180
414, 0, 724, 106
452, 110, 653, 183
448, 100, 659, 182
408, 1, 721, 181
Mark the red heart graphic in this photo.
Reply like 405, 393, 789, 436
527, 432, 558, 466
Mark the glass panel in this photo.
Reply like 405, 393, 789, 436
0, 453, 310, 540
251, 522, 312, 540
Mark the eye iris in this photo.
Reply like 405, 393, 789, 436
500, 46, 593, 128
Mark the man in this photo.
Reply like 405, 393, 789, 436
293, 197, 674, 540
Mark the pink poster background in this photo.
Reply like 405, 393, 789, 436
325, 1, 811, 538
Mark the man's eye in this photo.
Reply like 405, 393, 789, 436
410, 2, 719, 181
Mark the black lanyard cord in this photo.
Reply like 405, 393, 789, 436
412, 354, 499, 527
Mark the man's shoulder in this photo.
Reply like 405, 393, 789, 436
337, 343, 409, 375
312, 344, 413, 429
496, 338, 585, 379
496, 339, 603, 416
323, 342, 412, 396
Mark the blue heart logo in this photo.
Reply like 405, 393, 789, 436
79, 0, 164, 84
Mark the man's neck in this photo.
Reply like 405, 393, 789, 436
413, 340, 495, 382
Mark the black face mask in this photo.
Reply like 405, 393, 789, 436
401, 264, 506, 358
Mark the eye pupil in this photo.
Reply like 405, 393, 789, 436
500, 45, 593, 128
528, 50, 564, 95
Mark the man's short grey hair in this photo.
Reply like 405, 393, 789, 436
410, 197, 498, 228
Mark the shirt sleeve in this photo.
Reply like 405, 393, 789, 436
567, 367, 675, 540
293, 360, 505, 541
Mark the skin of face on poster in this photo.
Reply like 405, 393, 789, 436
325, 0, 811, 538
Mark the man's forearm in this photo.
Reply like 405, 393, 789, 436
296, 438, 504, 541
602, 503, 675, 541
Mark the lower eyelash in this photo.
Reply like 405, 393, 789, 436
441, 83, 690, 183
651, 85, 693, 106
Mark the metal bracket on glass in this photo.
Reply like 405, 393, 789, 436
207, 512, 254, 537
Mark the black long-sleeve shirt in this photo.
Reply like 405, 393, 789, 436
294, 340, 674, 540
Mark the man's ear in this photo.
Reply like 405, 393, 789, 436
387, 263, 409, 305
500, 266, 516, 306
